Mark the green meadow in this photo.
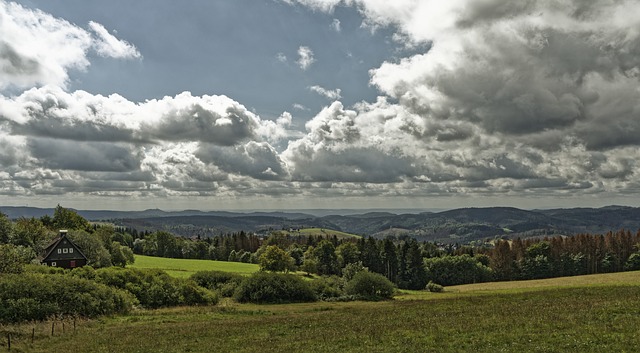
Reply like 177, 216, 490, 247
6, 270, 640, 353
129, 255, 259, 278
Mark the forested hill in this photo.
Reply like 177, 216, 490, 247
2, 206, 640, 243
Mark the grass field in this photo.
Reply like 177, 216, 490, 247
7, 271, 640, 352
129, 255, 259, 278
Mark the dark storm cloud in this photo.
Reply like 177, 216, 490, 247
27, 138, 141, 172
287, 146, 417, 183
196, 141, 289, 181
146, 104, 258, 146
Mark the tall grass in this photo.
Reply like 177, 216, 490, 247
15, 271, 640, 353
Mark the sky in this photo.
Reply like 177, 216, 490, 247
1, 0, 640, 211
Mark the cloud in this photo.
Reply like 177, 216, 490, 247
0, 1, 139, 90
88, 21, 141, 59
0, 84, 305, 198
296, 46, 315, 70
280, 0, 341, 12
276, 52, 287, 63
293, 103, 309, 111
331, 19, 341, 32
197, 141, 290, 181
308, 85, 342, 100
3, 0, 640, 206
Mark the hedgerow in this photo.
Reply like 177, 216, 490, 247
93, 267, 218, 308
0, 273, 135, 323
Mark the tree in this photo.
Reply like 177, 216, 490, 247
399, 240, 428, 290
155, 231, 178, 258
52, 204, 90, 231
12, 217, 52, 254
490, 240, 515, 281
259, 245, 294, 272
68, 230, 112, 268
336, 242, 360, 268
109, 241, 135, 267
287, 245, 305, 267
380, 238, 399, 283
313, 240, 339, 275
0, 212, 13, 244
300, 246, 318, 275
360, 237, 383, 274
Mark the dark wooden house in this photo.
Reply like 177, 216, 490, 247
40, 230, 88, 269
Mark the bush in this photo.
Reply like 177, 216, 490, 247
424, 255, 493, 286
24, 264, 66, 275
624, 252, 640, 271
310, 276, 344, 300
344, 271, 395, 300
234, 272, 317, 304
191, 270, 244, 298
426, 281, 444, 293
95, 267, 217, 308
0, 273, 135, 323
180, 280, 219, 306
0, 244, 34, 274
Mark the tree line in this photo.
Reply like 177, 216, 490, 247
3, 206, 640, 291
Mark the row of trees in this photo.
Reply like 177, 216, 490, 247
486, 230, 640, 281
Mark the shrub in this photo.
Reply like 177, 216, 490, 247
426, 281, 444, 293
310, 276, 344, 300
0, 273, 135, 323
95, 267, 216, 308
234, 272, 317, 304
24, 264, 66, 275
624, 252, 640, 271
191, 270, 244, 298
344, 271, 395, 300
424, 255, 493, 286
180, 280, 219, 306
0, 244, 34, 274
342, 261, 368, 282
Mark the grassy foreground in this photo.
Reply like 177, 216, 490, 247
5, 271, 640, 353
129, 255, 259, 278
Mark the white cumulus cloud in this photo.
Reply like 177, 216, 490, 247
296, 46, 315, 70
0, 1, 140, 90
308, 85, 342, 100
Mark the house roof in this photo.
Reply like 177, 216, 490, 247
40, 231, 88, 262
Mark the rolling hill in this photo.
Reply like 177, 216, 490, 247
3, 205, 640, 243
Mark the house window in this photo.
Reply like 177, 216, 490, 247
51, 262, 57, 267
70, 248, 74, 253
57, 249, 61, 254
70, 260, 76, 268
63, 248, 68, 254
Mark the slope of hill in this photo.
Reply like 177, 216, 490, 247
4, 205, 640, 243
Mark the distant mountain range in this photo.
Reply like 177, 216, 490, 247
2, 205, 640, 243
